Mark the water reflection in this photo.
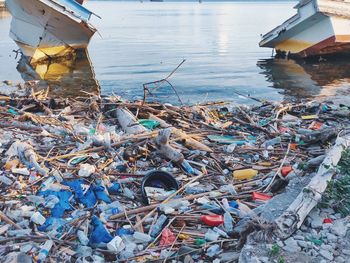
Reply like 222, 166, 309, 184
258, 58, 350, 100
16, 49, 100, 97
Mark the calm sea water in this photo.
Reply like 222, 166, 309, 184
1, 1, 349, 104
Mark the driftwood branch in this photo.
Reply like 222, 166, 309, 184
149, 113, 213, 152
274, 130, 350, 239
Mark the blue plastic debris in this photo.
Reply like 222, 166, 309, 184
38, 190, 72, 218
93, 184, 111, 203
63, 180, 97, 208
108, 182, 121, 194
38, 217, 66, 232
228, 200, 239, 209
89, 216, 113, 247
115, 228, 134, 236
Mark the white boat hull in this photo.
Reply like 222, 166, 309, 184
6, 0, 97, 63
260, 0, 350, 58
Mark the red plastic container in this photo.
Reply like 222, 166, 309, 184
252, 192, 272, 201
323, 218, 333, 224
201, 215, 224, 226
281, 166, 293, 177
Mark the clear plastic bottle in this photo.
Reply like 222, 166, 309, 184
223, 212, 233, 233
149, 214, 167, 237
123, 187, 135, 199
37, 240, 53, 263
133, 232, 152, 243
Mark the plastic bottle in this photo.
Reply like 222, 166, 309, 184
37, 240, 53, 263
133, 232, 152, 243
263, 137, 282, 148
237, 201, 253, 217
77, 230, 89, 246
219, 184, 237, 195
181, 160, 195, 174
123, 187, 135, 199
233, 169, 258, 180
223, 212, 234, 233
149, 214, 167, 237
30, 212, 46, 225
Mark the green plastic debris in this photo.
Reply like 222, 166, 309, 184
7, 108, 18, 115
139, 119, 160, 130
89, 129, 96, 135
195, 238, 206, 246
207, 135, 256, 145
69, 156, 89, 166
308, 236, 323, 246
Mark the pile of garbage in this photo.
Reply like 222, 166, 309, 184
0, 86, 349, 262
